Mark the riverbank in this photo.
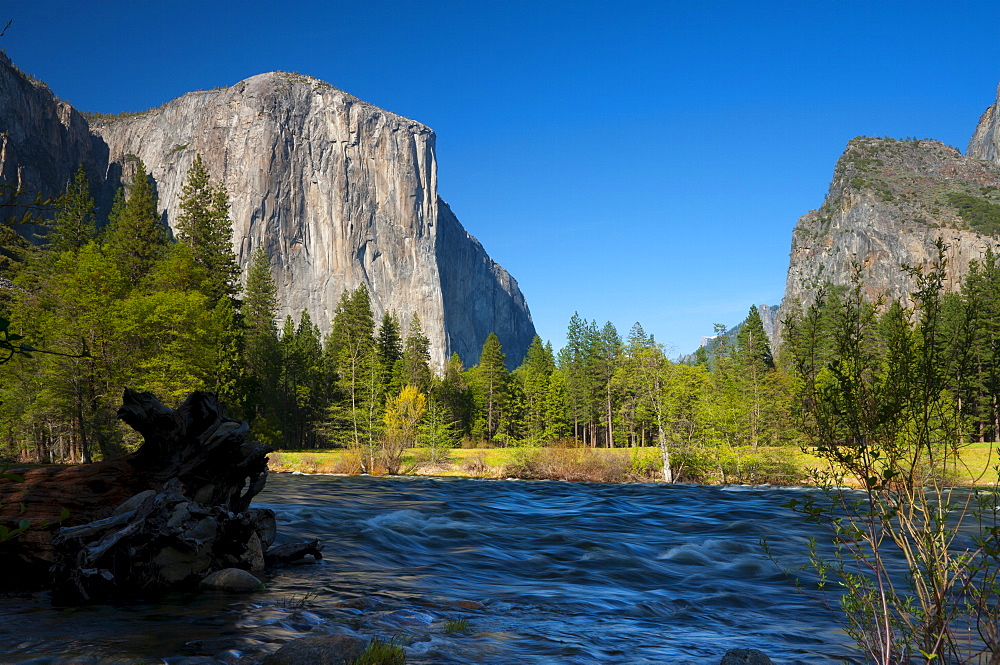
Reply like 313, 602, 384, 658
267, 442, 1000, 486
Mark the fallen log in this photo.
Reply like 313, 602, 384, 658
0, 389, 315, 600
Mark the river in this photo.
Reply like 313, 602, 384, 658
1, 475, 861, 664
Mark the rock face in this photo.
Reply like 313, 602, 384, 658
968, 84, 1000, 163
0, 57, 535, 368
0, 52, 105, 229
778, 132, 1000, 344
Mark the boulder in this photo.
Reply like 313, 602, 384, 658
720, 648, 774, 665
200, 568, 262, 592
262, 634, 365, 665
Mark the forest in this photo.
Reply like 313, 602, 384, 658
4, 157, 1000, 490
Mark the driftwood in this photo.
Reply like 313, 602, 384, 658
0, 389, 319, 601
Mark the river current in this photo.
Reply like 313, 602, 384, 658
1, 475, 861, 664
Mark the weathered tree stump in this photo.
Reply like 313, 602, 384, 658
0, 389, 318, 601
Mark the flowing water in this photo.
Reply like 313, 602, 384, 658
1, 475, 864, 664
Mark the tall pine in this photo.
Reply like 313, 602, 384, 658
104, 161, 167, 288
175, 155, 240, 305
49, 165, 96, 253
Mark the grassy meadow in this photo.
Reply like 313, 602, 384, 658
267, 442, 1000, 487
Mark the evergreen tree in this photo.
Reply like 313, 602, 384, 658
49, 165, 96, 253
401, 314, 433, 394
516, 335, 555, 443
438, 352, 473, 437
242, 246, 281, 439
376, 311, 403, 390
104, 161, 167, 288
175, 155, 240, 304
470, 333, 508, 442
737, 305, 774, 370
419, 395, 459, 463
327, 285, 382, 466
559, 313, 592, 442
595, 321, 622, 447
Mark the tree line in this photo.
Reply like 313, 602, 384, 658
0, 149, 804, 482
10, 160, 1000, 486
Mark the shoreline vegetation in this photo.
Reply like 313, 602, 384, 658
265, 442, 999, 487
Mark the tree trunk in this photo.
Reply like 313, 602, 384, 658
0, 389, 314, 601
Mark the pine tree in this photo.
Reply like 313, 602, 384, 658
438, 352, 473, 437
327, 285, 382, 464
737, 305, 774, 370
49, 165, 96, 253
402, 314, 432, 394
559, 313, 591, 442
595, 321, 622, 447
471, 333, 508, 442
419, 395, 459, 463
175, 155, 240, 305
516, 335, 555, 443
376, 312, 403, 393
242, 246, 281, 439
104, 161, 167, 288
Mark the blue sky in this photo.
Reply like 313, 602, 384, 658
4, 1, 999, 356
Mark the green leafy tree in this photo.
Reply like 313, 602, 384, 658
777, 251, 1000, 664
383, 385, 426, 473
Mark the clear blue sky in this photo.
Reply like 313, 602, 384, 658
4, 1, 999, 356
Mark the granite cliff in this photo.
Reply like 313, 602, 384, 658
0, 54, 535, 368
779, 91, 1000, 342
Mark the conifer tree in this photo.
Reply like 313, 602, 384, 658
242, 246, 281, 437
595, 321, 622, 447
327, 285, 382, 464
376, 311, 403, 393
175, 155, 240, 305
419, 394, 459, 463
49, 165, 96, 253
104, 161, 167, 288
737, 305, 774, 370
559, 313, 591, 442
438, 352, 473, 437
471, 333, 508, 442
402, 314, 432, 394
517, 335, 555, 443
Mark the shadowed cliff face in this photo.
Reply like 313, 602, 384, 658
0, 52, 105, 228
0, 59, 535, 369
777, 130, 1000, 347
436, 199, 534, 368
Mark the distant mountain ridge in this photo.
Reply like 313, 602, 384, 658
0, 53, 536, 369
776, 86, 1000, 347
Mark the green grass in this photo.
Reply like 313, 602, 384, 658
353, 637, 405, 665
266, 443, 1000, 487
444, 617, 470, 634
